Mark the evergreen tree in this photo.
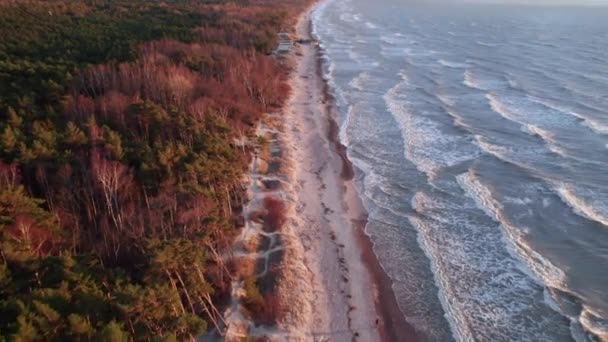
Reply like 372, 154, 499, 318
6, 108, 23, 128
63, 122, 87, 146
0, 126, 19, 156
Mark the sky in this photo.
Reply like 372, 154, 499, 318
463, 0, 608, 5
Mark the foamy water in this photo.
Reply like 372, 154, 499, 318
313, 0, 608, 341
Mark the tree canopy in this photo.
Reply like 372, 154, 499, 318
0, 0, 306, 339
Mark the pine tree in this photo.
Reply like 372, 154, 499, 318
67, 314, 93, 337
0, 126, 18, 155
6, 107, 23, 128
103, 126, 124, 160
98, 321, 129, 342
63, 121, 87, 146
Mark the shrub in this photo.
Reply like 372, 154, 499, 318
262, 197, 286, 232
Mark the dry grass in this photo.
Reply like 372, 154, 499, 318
231, 256, 256, 278
244, 234, 260, 254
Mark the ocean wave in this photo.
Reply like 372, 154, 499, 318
473, 136, 510, 159
351, 157, 412, 220
403, 48, 436, 57
410, 189, 570, 341
384, 74, 480, 178
380, 45, 410, 58
338, 12, 361, 23
523, 124, 555, 143
486, 94, 571, 157
455, 173, 587, 342
380, 33, 413, 45
581, 72, 608, 85
340, 104, 354, 147
456, 170, 608, 340
505, 75, 520, 89
436, 93, 456, 107
408, 212, 476, 342
580, 306, 608, 341
555, 184, 608, 227
438, 59, 468, 69
582, 120, 608, 135
456, 170, 568, 289
463, 68, 516, 92
487, 93, 521, 124
529, 96, 608, 135
310, 0, 336, 41
463, 69, 484, 90
456, 171, 502, 219
544, 289, 590, 342
346, 48, 381, 69
444, 108, 474, 132
522, 124, 568, 156
338, 13, 353, 23
347, 48, 359, 62
348, 71, 372, 91
476, 40, 498, 47
314, 2, 608, 339
364, 21, 378, 29
473, 135, 551, 178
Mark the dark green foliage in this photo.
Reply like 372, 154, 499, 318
0, 1, 201, 112
0, 0, 307, 340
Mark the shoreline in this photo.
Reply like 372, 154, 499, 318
317, 25, 420, 342
278, 3, 420, 341
317, 24, 419, 342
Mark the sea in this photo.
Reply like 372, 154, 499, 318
311, 0, 608, 340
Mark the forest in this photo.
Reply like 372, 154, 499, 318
0, 0, 306, 339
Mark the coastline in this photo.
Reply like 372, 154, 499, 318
277, 3, 420, 341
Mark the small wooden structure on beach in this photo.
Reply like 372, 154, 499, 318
274, 32, 293, 56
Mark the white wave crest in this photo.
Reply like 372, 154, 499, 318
487, 95, 569, 157
463, 69, 484, 90
438, 59, 468, 69
523, 124, 554, 143
437, 93, 456, 107
580, 306, 608, 341
476, 40, 498, 47
456, 170, 567, 289
411, 189, 570, 341
529, 96, 608, 135
364, 21, 377, 29
555, 184, 608, 227
583, 119, 608, 135
384, 73, 479, 178
348, 71, 372, 91
487, 93, 521, 123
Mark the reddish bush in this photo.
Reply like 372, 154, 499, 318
262, 196, 286, 232
257, 292, 284, 326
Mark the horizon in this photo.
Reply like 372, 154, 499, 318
404, 0, 608, 6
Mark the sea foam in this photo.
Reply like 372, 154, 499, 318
384, 72, 479, 178
410, 187, 570, 341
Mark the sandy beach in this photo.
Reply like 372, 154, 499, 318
223, 1, 608, 341
275, 5, 420, 341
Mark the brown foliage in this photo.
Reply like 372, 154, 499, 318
258, 292, 284, 325
262, 196, 286, 232
1, 0, 312, 331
